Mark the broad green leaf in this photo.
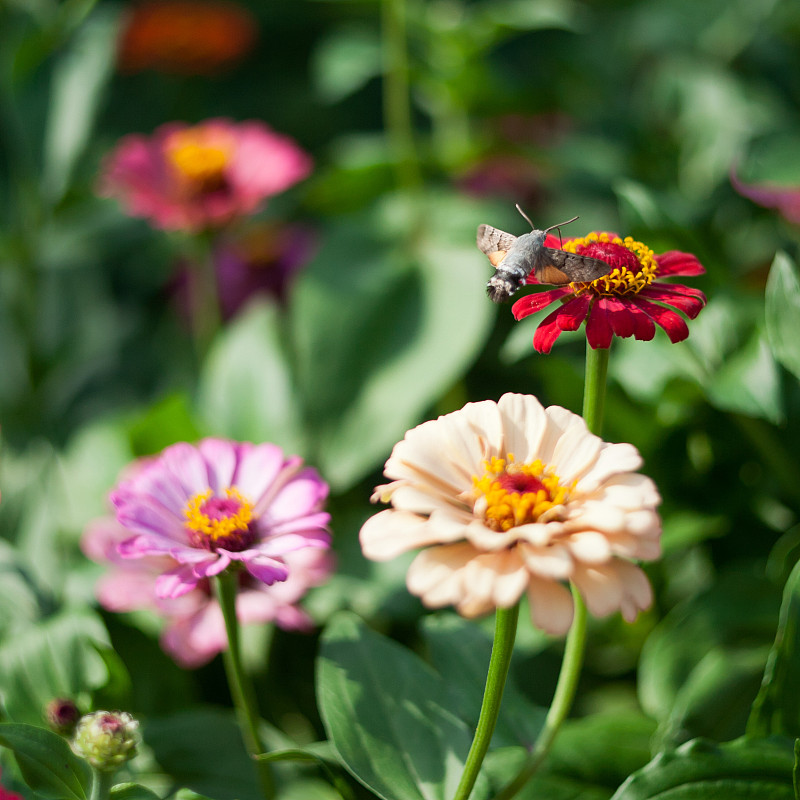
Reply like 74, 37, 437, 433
42, 7, 120, 202
292, 192, 494, 490
197, 301, 304, 456
311, 25, 382, 103
0, 723, 92, 800
144, 709, 266, 800
0, 610, 110, 726
126, 393, 202, 458
256, 744, 355, 800
317, 612, 489, 800
610, 736, 795, 799
749, 558, 800, 738
0, 540, 41, 638
110, 784, 162, 800
638, 569, 780, 744
765, 252, 800, 382
420, 613, 546, 749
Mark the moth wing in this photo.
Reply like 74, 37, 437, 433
477, 224, 517, 256
539, 248, 612, 284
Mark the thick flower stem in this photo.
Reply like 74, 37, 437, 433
89, 769, 115, 800
187, 230, 222, 361
452, 603, 520, 800
492, 343, 609, 800
214, 571, 275, 800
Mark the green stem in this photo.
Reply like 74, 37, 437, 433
186, 230, 222, 362
493, 343, 610, 800
381, 0, 422, 190
89, 769, 115, 800
452, 604, 520, 800
214, 571, 275, 800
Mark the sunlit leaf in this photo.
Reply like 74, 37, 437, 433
765, 251, 800, 382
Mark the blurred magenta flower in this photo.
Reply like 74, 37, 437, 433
731, 171, 800, 224
457, 155, 543, 207
117, 0, 257, 76
82, 514, 333, 668
99, 119, 312, 231
511, 232, 706, 354
0, 769, 23, 800
110, 439, 330, 599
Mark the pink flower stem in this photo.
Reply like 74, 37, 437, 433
451, 603, 520, 800
214, 571, 275, 800
491, 343, 608, 800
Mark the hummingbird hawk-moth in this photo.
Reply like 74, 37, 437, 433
477, 205, 612, 303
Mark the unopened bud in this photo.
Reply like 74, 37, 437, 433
71, 711, 139, 772
45, 698, 81, 736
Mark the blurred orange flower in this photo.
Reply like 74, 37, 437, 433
118, 0, 258, 75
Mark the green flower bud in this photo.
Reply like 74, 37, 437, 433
71, 711, 139, 772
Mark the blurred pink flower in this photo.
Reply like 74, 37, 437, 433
82, 513, 333, 668
99, 119, 312, 231
731, 170, 800, 224
0, 769, 23, 800
110, 438, 330, 599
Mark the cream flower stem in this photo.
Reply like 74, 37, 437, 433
214, 571, 275, 800
452, 603, 520, 800
493, 345, 609, 800
89, 768, 115, 800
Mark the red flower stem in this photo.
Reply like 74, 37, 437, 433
492, 343, 609, 800
214, 571, 275, 800
451, 603, 520, 800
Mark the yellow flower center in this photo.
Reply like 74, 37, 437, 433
165, 129, 232, 189
472, 455, 570, 532
184, 487, 255, 550
562, 233, 658, 297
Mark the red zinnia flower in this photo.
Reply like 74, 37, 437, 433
511, 232, 706, 354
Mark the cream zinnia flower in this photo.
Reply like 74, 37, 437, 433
360, 394, 661, 634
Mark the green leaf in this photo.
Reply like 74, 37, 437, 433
749, 558, 800, 738
610, 736, 795, 799
311, 25, 382, 103
0, 610, 110, 726
766, 251, 800, 381
110, 784, 163, 800
256, 744, 355, 800
317, 612, 489, 800
794, 739, 800, 800
420, 613, 546, 748
293, 192, 494, 490
0, 723, 92, 800
42, 7, 120, 202
197, 301, 305, 456
638, 569, 780, 746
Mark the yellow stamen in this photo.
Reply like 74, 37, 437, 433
184, 487, 253, 541
563, 232, 658, 296
165, 130, 231, 184
472, 455, 570, 532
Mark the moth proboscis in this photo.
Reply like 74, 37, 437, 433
477, 205, 612, 303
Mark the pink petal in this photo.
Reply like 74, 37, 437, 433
197, 438, 239, 493
655, 251, 705, 277
631, 298, 689, 343
155, 563, 203, 598
231, 443, 287, 504
511, 287, 571, 320
263, 469, 329, 524
243, 556, 290, 585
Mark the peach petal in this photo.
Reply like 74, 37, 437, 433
588, 474, 661, 509
360, 510, 441, 561
518, 542, 574, 579
527, 578, 574, 635
461, 550, 530, 613
572, 562, 626, 618
550, 424, 603, 485
539, 406, 589, 464
576, 443, 643, 494
566, 530, 613, 563
496, 394, 548, 462
615, 561, 653, 621
406, 543, 478, 607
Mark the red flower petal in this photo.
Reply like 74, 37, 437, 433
512, 287, 571, 319
656, 250, 705, 277
555, 294, 591, 331
639, 284, 706, 318
533, 307, 567, 354
604, 296, 638, 338
631, 297, 689, 342
585, 299, 613, 349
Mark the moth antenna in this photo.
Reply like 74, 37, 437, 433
544, 216, 579, 247
515, 204, 536, 230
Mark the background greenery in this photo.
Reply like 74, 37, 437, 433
3, 0, 800, 798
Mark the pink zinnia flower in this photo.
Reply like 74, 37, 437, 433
361, 394, 661, 634
110, 439, 330, 600
99, 119, 312, 231
82, 515, 332, 668
510, 232, 706, 354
